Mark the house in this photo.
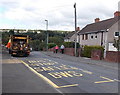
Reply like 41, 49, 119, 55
78, 11, 120, 53
64, 27, 80, 42
64, 31, 76, 42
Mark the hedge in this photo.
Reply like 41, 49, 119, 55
82, 45, 104, 58
63, 42, 80, 48
48, 43, 56, 49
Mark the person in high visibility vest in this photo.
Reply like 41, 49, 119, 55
54, 45, 59, 53
6, 39, 11, 49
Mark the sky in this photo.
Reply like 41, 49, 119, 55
0, 0, 120, 31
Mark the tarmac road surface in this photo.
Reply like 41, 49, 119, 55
2, 49, 119, 94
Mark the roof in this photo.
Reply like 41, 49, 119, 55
64, 31, 75, 39
79, 16, 120, 34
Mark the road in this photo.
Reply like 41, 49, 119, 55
2, 49, 119, 94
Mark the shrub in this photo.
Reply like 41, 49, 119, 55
48, 43, 56, 49
82, 45, 104, 58
113, 38, 120, 51
39, 42, 46, 51
63, 42, 80, 48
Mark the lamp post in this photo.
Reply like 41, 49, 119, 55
118, 33, 120, 63
45, 20, 48, 51
74, 3, 77, 56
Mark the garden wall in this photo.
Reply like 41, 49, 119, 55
105, 51, 120, 63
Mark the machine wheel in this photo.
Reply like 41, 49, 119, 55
24, 54, 29, 57
11, 54, 15, 57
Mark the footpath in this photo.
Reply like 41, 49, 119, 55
42, 51, 119, 70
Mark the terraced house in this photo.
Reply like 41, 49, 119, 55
78, 11, 120, 53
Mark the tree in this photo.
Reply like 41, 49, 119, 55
2, 32, 9, 45
113, 37, 120, 51
9, 29, 14, 35
49, 37, 64, 46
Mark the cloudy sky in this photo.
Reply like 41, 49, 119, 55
0, 0, 120, 31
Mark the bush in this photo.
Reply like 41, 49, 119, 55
48, 43, 56, 49
49, 37, 64, 46
30, 40, 41, 51
63, 42, 80, 48
39, 42, 46, 51
82, 45, 104, 58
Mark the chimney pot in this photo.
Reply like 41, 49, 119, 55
95, 18, 100, 23
114, 11, 120, 17
76, 27, 80, 31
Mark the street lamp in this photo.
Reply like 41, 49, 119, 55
74, 3, 77, 56
45, 20, 48, 51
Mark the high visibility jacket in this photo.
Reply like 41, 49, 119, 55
6, 39, 11, 48
55, 46, 59, 49
6, 42, 11, 48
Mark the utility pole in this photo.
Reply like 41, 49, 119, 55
74, 3, 77, 56
117, 34, 120, 63
45, 20, 48, 51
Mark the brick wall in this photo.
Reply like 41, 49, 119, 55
64, 48, 75, 56
48, 47, 54, 51
91, 50, 103, 60
48, 48, 82, 57
105, 51, 120, 63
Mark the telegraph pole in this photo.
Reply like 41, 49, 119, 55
74, 3, 77, 56
45, 20, 48, 51
118, 35, 120, 63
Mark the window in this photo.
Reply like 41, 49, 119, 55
85, 34, 88, 40
91, 35, 93, 39
82, 34, 84, 40
95, 35, 97, 38
114, 32, 119, 37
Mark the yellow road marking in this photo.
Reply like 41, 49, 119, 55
114, 79, 120, 82
81, 70, 93, 74
2, 59, 21, 64
57, 84, 78, 88
94, 76, 115, 84
21, 60, 78, 88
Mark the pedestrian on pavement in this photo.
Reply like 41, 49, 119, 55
55, 45, 59, 53
60, 44, 65, 54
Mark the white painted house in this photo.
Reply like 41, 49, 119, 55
78, 11, 120, 53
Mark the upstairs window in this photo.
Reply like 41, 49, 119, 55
91, 35, 93, 39
95, 35, 97, 38
114, 32, 119, 37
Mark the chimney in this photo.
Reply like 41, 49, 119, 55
114, 11, 120, 17
95, 18, 100, 23
76, 27, 80, 31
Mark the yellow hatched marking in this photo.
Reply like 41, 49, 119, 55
2, 59, 21, 64
58, 84, 78, 88
81, 70, 93, 74
94, 76, 115, 84
21, 60, 78, 88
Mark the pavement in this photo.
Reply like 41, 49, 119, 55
42, 51, 119, 70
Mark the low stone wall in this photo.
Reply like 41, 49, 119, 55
64, 48, 75, 56
48, 48, 120, 63
49, 48, 80, 56
105, 51, 120, 63
91, 50, 103, 60
48, 48, 54, 51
